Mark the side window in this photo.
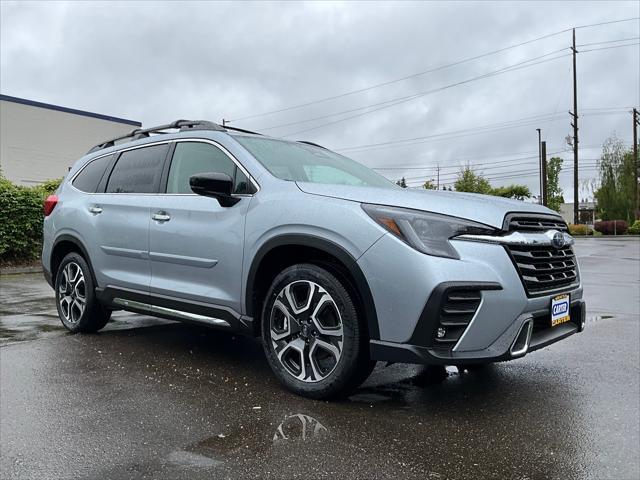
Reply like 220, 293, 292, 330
106, 144, 168, 193
72, 155, 113, 193
166, 142, 252, 194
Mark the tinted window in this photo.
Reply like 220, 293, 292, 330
72, 155, 112, 192
234, 136, 395, 189
166, 142, 252, 194
106, 144, 168, 193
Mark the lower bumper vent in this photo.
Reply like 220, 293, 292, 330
433, 288, 481, 346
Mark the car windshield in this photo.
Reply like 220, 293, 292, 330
234, 136, 397, 189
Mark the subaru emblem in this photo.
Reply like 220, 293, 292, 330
551, 231, 566, 249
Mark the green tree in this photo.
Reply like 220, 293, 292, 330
594, 135, 637, 222
546, 156, 564, 212
491, 184, 532, 201
423, 179, 437, 190
454, 166, 492, 194
396, 177, 407, 188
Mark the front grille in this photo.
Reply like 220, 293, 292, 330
507, 216, 568, 232
433, 289, 481, 345
506, 244, 578, 296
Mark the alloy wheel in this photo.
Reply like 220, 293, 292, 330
270, 280, 344, 383
58, 262, 86, 324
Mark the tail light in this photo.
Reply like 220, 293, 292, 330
44, 195, 59, 216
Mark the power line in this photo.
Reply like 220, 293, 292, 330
574, 17, 640, 29
580, 42, 640, 53
261, 48, 568, 132
401, 161, 600, 183
403, 164, 600, 186
279, 51, 571, 137
577, 36, 640, 47
228, 16, 639, 124
228, 28, 574, 123
337, 108, 629, 155
336, 113, 567, 153
370, 146, 601, 170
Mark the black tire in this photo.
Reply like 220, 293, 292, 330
261, 263, 372, 399
54, 252, 111, 333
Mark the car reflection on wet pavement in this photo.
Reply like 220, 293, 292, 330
1, 237, 638, 479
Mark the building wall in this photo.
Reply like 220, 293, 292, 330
0, 98, 140, 185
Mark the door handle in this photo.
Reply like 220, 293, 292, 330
88, 206, 103, 214
152, 211, 171, 222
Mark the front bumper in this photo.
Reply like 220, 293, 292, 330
357, 233, 585, 365
370, 299, 585, 365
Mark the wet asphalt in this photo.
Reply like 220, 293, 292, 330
0, 237, 638, 480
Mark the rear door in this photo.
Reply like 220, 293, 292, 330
87, 143, 169, 292
148, 139, 255, 315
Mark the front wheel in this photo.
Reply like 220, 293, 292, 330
261, 264, 374, 399
55, 252, 111, 333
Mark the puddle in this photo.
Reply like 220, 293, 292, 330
167, 449, 224, 468
272, 413, 328, 441
168, 412, 329, 468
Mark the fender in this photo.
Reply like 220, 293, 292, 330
245, 233, 380, 340
50, 234, 99, 289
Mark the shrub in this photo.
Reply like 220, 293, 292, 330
568, 224, 593, 236
0, 176, 63, 262
594, 220, 628, 235
628, 220, 640, 235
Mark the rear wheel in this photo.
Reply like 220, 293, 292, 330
261, 263, 373, 399
55, 252, 111, 333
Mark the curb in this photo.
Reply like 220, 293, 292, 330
0, 266, 43, 275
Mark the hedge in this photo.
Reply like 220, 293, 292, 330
568, 224, 593, 236
628, 220, 640, 235
594, 220, 628, 235
0, 176, 62, 262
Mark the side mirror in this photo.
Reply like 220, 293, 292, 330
189, 172, 240, 207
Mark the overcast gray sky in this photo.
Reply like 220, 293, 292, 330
1, 1, 639, 200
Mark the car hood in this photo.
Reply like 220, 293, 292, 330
296, 182, 559, 229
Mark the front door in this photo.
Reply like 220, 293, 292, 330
148, 140, 255, 315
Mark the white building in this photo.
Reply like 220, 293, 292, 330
0, 94, 141, 185
560, 201, 597, 225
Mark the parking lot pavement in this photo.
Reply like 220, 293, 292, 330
1, 238, 638, 480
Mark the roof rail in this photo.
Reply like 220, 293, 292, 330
223, 125, 263, 136
87, 119, 226, 153
297, 140, 328, 150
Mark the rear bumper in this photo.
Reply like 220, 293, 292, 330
370, 299, 586, 365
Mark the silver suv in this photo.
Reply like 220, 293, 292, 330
42, 120, 586, 399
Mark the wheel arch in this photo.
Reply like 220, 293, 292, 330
245, 234, 380, 340
50, 234, 98, 288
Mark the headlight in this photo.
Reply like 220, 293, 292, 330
362, 204, 495, 259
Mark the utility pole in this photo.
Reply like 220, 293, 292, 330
436, 164, 440, 190
634, 108, 639, 219
222, 118, 227, 126
536, 128, 542, 204
541, 141, 548, 206
570, 28, 579, 224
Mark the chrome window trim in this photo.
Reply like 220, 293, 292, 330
68, 137, 260, 196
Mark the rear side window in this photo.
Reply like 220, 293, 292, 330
106, 144, 168, 193
166, 142, 253, 194
72, 155, 113, 193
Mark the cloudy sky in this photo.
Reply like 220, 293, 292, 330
1, 1, 638, 200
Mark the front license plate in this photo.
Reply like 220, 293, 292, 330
551, 294, 570, 327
